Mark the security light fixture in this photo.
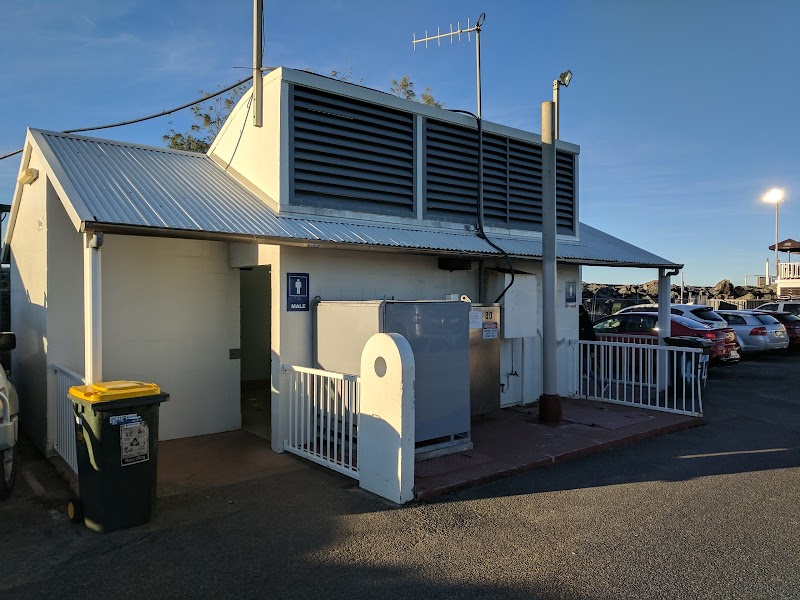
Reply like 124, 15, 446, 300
17, 167, 38, 185
553, 70, 573, 139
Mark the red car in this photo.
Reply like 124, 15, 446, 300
753, 311, 800, 349
593, 312, 741, 362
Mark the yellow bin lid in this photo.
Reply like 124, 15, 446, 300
68, 380, 161, 403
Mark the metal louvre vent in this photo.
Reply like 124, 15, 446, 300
424, 120, 478, 222
290, 85, 415, 216
555, 151, 576, 232
424, 119, 576, 233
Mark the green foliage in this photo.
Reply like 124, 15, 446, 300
391, 75, 443, 108
162, 82, 250, 153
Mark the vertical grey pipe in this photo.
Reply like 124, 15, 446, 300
253, 0, 263, 127
311, 295, 321, 368
539, 101, 561, 423
657, 269, 671, 393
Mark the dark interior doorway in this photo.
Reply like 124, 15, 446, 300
239, 266, 271, 440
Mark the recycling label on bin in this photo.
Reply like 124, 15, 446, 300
120, 421, 150, 466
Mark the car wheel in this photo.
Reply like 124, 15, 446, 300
0, 447, 17, 499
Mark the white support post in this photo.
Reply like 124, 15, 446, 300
539, 100, 561, 423
358, 333, 415, 504
83, 232, 103, 385
657, 268, 672, 393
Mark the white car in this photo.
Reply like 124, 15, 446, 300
0, 333, 19, 499
716, 310, 789, 354
755, 300, 800, 316
615, 303, 729, 329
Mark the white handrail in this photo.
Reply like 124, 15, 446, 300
569, 339, 704, 417
285, 364, 358, 381
282, 364, 360, 479
51, 364, 85, 474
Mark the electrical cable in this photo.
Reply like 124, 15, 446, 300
449, 108, 516, 304
0, 75, 252, 162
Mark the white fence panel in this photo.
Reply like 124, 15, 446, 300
569, 339, 705, 417
52, 364, 85, 474
282, 365, 360, 480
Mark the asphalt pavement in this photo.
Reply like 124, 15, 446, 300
1, 352, 798, 599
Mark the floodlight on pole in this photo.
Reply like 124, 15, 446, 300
762, 187, 785, 281
553, 69, 573, 139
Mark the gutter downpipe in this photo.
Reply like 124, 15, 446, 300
311, 295, 322, 368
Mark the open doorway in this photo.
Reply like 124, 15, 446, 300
239, 266, 271, 440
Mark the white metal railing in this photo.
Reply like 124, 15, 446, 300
569, 339, 705, 417
52, 364, 85, 474
282, 365, 360, 479
779, 262, 800, 280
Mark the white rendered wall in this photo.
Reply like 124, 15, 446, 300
9, 159, 50, 452
230, 243, 480, 451
229, 243, 582, 447
46, 188, 85, 374
486, 266, 580, 406
209, 72, 283, 208
101, 236, 241, 440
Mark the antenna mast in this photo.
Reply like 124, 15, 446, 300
253, 0, 263, 127
413, 13, 486, 117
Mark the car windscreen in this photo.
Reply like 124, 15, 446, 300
755, 314, 780, 325
689, 307, 726, 322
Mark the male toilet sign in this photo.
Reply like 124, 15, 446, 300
287, 273, 310, 311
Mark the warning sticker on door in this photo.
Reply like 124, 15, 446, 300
120, 421, 149, 466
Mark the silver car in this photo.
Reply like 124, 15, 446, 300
716, 310, 789, 354
616, 303, 729, 329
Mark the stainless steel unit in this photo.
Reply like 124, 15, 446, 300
469, 304, 501, 416
316, 301, 470, 444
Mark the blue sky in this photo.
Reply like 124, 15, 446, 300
1, 0, 798, 285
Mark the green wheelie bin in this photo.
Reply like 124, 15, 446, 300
67, 380, 169, 533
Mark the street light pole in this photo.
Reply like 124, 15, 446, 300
762, 188, 785, 283
775, 200, 779, 281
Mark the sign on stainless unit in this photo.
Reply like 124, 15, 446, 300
469, 304, 501, 416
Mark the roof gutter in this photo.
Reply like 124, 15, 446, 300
80, 221, 682, 269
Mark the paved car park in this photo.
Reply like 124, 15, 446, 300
1, 352, 798, 599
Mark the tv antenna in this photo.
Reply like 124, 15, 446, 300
413, 13, 486, 117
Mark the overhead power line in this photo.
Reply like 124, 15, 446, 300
0, 75, 252, 162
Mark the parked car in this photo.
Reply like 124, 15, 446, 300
593, 312, 740, 362
715, 310, 789, 354
755, 300, 800, 316
615, 303, 729, 329
0, 333, 19, 499
752, 311, 800, 350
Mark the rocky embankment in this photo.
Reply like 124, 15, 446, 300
583, 279, 775, 315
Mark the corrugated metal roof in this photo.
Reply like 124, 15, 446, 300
28, 129, 678, 268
